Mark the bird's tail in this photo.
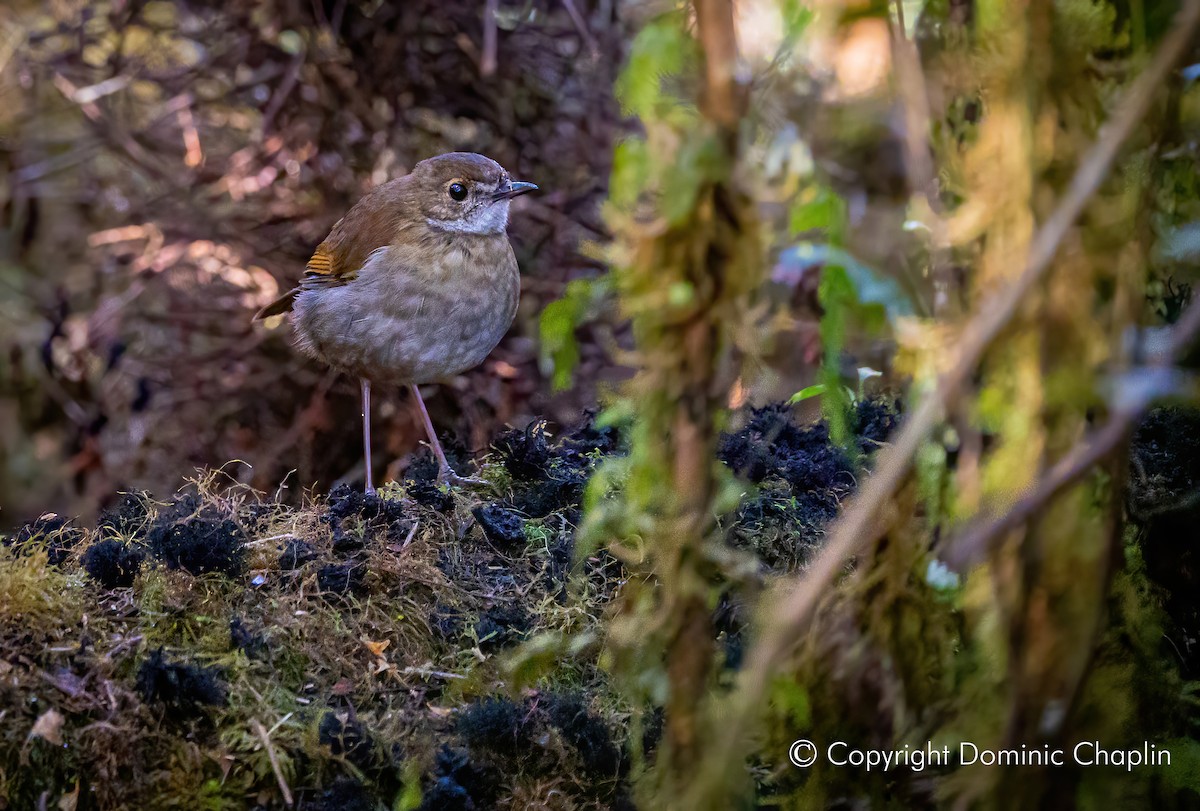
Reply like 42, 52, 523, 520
254, 288, 298, 321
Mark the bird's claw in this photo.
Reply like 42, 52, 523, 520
437, 469, 492, 489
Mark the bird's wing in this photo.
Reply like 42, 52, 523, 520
298, 237, 357, 290
253, 232, 354, 320
253, 181, 406, 321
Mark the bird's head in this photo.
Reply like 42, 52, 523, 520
409, 152, 537, 236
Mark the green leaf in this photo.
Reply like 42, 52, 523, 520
538, 278, 609, 391
780, 0, 815, 40
614, 15, 693, 119
610, 137, 651, 209
661, 135, 723, 225
788, 383, 828, 403
769, 675, 811, 728
789, 185, 846, 241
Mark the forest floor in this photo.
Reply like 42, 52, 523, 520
1, 398, 1195, 810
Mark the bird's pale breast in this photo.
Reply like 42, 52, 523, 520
292, 235, 519, 385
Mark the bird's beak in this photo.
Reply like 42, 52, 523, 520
493, 181, 538, 201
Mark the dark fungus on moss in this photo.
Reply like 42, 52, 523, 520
279, 538, 318, 570
472, 503, 525, 547
493, 420, 552, 480
546, 695, 622, 776
853, 396, 901, 450
497, 414, 620, 519
403, 433, 472, 485
474, 603, 533, 651
456, 696, 535, 751
330, 524, 365, 555
419, 745, 501, 811
317, 561, 366, 597
148, 517, 246, 576
9, 514, 85, 566
305, 775, 376, 811
326, 482, 407, 523
430, 604, 465, 641
1130, 406, 1200, 518
82, 539, 144, 588
230, 616, 265, 657
136, 649, 226, 718
97, 492, 151, 539
718, 399, 900, 494
405, 477, 455, 512
318, 710, 375, 768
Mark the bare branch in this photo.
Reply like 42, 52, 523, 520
945, 294, 1200, 568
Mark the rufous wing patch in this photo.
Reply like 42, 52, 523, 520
303, 242, 355, 286
305, 242, 337, 275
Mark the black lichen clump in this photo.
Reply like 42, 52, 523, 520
474, 603, 533, 650
430, 604, 465, 641
97, 492, 150, 539
718, 403, 855, 493
1129, 407, 1200, 676
279, 538, 318, 570
229, 616, 265, 657
136, 649, 226, 719
148, 516, 246, 577
1129, 406, 1200, 519
406, 478, 455, 512
317, 561, 366, 597
327, 482, 407, 523
729, 480, 836, 569
493, 420, 552, 480
318, 711, 375, 769
493, 415, 621, 519
330, 524, 365, 555
419, 745, 501, 811
853, 396, 901, 450
81, 539, 145, 588
456, 696, 536, 751
719, 398, 900, 569
472, 503, 526, 547
407, 437, 471, 483
9, 514, 85, 566
305, 776, 376, 811
546, 695, 622, 777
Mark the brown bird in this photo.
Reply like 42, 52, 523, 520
256, 152, 537, 491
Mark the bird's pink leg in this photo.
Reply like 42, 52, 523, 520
361, 378, 375, 494
409, 384, 488, 487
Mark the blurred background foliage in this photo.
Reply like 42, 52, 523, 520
0, 0, 625, 527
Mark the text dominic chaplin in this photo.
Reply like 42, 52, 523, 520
822, 741, 1170, 772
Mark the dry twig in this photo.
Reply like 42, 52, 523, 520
250, 718, 294, 807
946, 296, 1200, 569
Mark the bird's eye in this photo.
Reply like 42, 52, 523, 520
448, 182, 467, 201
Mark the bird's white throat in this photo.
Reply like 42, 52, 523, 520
427, 200, 510, 235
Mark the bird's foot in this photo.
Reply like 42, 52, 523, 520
437, 468, 491, 488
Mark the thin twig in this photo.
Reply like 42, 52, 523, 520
261, 50, 304, 138
250, 718, 293, 808
945, 293, 1200, 568
481, 0, 499, 77
696, 0, 1200, 796
561, 0, 600, 57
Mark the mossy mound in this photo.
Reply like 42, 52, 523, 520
0, 403, 898, 809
